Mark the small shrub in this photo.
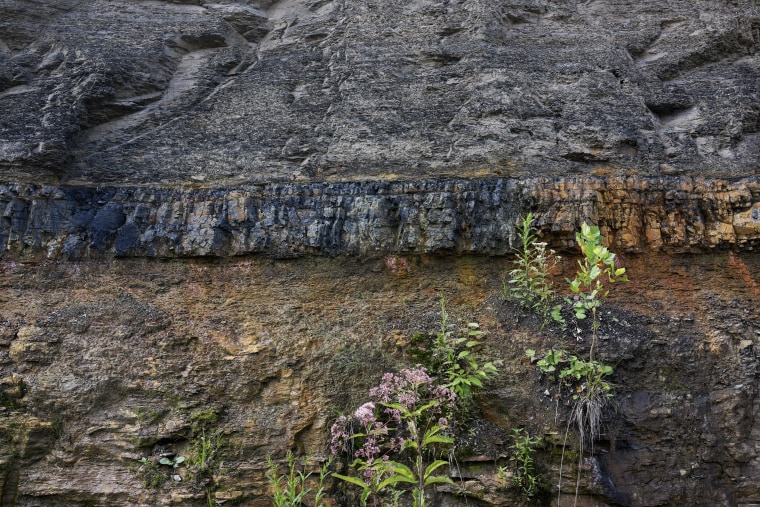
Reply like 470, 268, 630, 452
429, 295, 498, 407
506, 213, 564, 329
527, 348, 615, 502
509, 428, 545, 499
566, 222, 627, 360
526, 349, 614, 400
522, 223, 627, 506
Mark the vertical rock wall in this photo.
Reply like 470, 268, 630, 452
2, 176, 760, 260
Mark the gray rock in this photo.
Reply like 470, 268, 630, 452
0, 0, 758, 185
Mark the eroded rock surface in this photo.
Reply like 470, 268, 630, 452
1, 0, 760, 506
0, 0, 759, 184
0, 255, 758, 506
2, 176, 760, 260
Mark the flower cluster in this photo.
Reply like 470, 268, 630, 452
330, 365, 457, 464
329, 415, 351, 456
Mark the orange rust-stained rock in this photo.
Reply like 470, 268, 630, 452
0, 253, 758, 506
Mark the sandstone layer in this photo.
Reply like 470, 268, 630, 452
2, 176, 760, 260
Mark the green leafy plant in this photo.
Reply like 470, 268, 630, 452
159, 455, 186, 469
330, 366, 457, 507
527, 349, 614, 404
526, 348, 561, 376
509, 428, 544, 499
266, 452, 331, 507
137, 457, 167, 488
430, 295, 498, 406
157, 455, 186, 483
524, 223, 627, 506
566, 222, 627, 360
527, 349, 615, 502
506, 213, 564, 329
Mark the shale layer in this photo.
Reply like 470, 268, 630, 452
2, 176, 760, 260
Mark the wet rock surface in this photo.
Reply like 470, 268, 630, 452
0, 254, 758, 506
0, 0, 759, 184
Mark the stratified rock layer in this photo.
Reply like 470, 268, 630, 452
0, 254, 758, 506
1, 0, 760, 506
2, 176, 760, 260
0, 0, 759, 184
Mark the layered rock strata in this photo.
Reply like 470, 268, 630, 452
1, 0, 760, 506
0, 254, 758, 506
2, 176, 760, 260
1, 0, 758, 184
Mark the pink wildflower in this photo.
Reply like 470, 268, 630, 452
354, 402, 376, 426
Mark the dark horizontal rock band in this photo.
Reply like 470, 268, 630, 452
3, 175, 759, 259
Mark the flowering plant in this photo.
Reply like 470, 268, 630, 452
330, 366, 457, 507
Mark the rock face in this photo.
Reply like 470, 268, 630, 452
0, 0, 759, 184
1, 1, 760, 507
0, 255, 759, 507
2, 176, 760, 259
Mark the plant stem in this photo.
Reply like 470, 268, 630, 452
590, 306, 597, 362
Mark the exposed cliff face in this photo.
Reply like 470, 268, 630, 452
0, 0, 759, 184
0, 255, 759, 506
1, 0, 760, 506
2, 176, 760, 260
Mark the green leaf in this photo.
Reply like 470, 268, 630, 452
333, 473, 369, 490
424, 434, 454, 446
423, 475, 455, 487
389, 462, 415, 477
159, 457, 172, 466
469, 377, 484, 388
377, 474, 416, 490
174, 456, 185, 464
422, 425, 441, 440
403, 439, 419, 451
423, 460, 451, 480
615, 267, 626, 276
